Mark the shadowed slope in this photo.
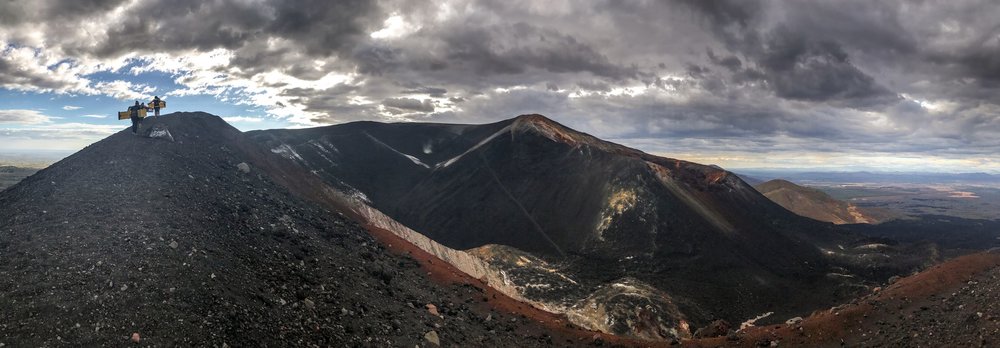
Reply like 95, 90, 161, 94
248, 114, 931, 336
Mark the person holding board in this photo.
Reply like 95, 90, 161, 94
129, 101, 143, 134
150, 96, 163, 117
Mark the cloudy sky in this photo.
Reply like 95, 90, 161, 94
1, 0, 999, 172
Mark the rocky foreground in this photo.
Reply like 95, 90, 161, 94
687, 250, 1000, 347
0, 114, 584, 347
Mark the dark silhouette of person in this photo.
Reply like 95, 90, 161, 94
151, 96, 162, 117
129, 100, 143, 134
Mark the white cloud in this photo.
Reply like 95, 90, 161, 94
370, 14, 421, 40
62, 105, 82, 110
81, 114, 106, 119
2, 122, 120, 134
0, 122, 121, 151
151, 50, 360, 125
0, 42, 143, 100
93, 80, 157, 101
222, 116, 265, 123
0, 109, 51, 124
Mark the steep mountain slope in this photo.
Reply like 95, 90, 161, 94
754, 179, 889, 224
0, 113, 568, 347
248, 114, 931, 339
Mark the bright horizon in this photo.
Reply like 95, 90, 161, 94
0, 112, 998, 174
2, 1, 999, 173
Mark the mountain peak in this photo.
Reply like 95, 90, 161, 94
510, 114, 567, 134
508, 113, 612, 150
512, 113, 558, 125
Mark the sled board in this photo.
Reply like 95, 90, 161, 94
118, 108, 148, 120
148, 100, 166, 109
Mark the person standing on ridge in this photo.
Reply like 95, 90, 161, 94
151, 96, 162, 117
129, 100, 143, 135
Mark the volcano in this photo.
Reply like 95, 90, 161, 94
0, 112, 938, 345
0, 113, 580, 346
248, 114, 933, 339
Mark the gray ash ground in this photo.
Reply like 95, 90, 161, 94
0, 113, 570, 347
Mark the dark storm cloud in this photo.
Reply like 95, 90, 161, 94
675, 1, 899, 107
375, 20, 640, 86
383, 97, 435, 113
281, 83, 360, 108
780, 1, 917, 56
439, 24, 638, 80
577, 80, 612, 92
932, 45, 1000, 88
679, 0, 997, 108
0, 0, 128, 25
42, 0, 127, 19
351, 44, 401, 76
86, 0, 380, 66
398, 82, 447, 98
706, 50, 742, 72
266, 0, 379, 56
757, 27, 900, 106
0, 58, 59, 90
303, 100, 376, 124
91, 1, 270, 56
3, 0, 1000, 167
0, 54, 89, 93
673, 0, 762, 48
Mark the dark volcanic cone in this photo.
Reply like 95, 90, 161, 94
0, 113, 555, 346
248, 114, 935, 333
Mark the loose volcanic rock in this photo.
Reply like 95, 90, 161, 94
0, 113, 556, 347
424, 330, 440, 346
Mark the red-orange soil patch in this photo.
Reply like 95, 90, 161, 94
364, 223, 672, 347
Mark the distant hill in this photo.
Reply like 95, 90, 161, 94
734, 172, 766, 186
0, 166, 37, 192
739, 170, 1000, 185
755, 179, 890, 224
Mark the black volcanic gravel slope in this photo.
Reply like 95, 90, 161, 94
0, 113, 558, 347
